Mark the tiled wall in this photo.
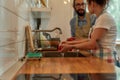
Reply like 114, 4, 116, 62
0, 0, 29, 75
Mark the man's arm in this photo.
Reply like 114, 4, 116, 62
70, 17, 76, 37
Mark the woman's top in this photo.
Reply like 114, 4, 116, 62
90, 11, 117, 61
91, 11, 117, 51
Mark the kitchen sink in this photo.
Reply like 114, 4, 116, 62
42, 51, 86, 57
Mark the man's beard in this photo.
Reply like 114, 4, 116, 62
75, 9, 86, 16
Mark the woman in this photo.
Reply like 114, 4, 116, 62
60, 0, 117, 80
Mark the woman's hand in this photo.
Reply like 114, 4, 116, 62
58, 41, 66, 51
67, 37, 76, 41
60, 44, 73, 52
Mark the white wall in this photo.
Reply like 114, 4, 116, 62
30, 0, 74, 41
47, 0, 73, 41
0, 0, 29, 75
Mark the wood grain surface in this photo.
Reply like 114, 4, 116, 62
17, 57, 115, 74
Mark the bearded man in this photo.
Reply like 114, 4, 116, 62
70, 0, 96, 39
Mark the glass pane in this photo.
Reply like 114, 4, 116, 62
107, 0, 120, 40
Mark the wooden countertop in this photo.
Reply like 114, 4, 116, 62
17, 57, 115, 74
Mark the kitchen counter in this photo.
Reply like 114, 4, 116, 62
12, 56, 115, 80
18, 57, 115, 74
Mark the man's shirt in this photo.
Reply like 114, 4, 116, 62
70, 14, 96, 37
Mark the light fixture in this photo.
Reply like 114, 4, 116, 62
64, 1, 67, 4
68, 0, 70, 3
63, 0, 70, 4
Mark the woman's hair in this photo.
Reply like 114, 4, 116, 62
87, 0, 109, 7
73, 0, 75, 7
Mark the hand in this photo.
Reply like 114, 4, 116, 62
58, 41, 66, 51
60, 44, 72, 52
67, 37, 76, 41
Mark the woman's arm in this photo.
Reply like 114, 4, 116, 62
66, 38, 89, 45
61, 28, 107, 52
75, 28, 107, 49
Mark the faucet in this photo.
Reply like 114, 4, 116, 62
32, 27, 62, 34
52, 27, 62, 34
32, 27, 62, 48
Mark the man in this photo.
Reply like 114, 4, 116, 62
70, 0, 95, 39
69, 0, 95, 80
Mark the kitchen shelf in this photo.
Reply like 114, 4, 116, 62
31, 7, 51, 12
30, 7, 51, 29
32, 11, 50, 18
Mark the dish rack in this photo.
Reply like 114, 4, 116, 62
20, 26, 62, 61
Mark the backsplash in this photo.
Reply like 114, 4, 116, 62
0, 0, 29, 75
